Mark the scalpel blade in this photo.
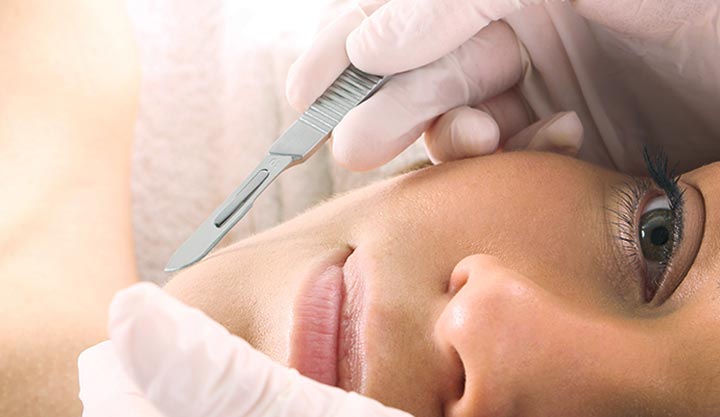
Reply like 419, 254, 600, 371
164, 154, 294, 272
165, 65, 387, 272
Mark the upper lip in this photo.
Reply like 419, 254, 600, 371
289, 247, 366, 390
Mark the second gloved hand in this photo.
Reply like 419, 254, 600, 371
78, 283, 412, 417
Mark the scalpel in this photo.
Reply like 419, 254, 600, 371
165, 65, 388, 272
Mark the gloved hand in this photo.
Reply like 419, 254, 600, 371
77, 283, 412, 417
287, 0, 720, 173
286, 0, 563, 170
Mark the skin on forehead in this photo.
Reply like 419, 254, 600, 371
166, 151, 720, 416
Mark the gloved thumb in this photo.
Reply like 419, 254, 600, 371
108, 283, 413, 417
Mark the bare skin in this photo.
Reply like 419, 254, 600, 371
0, 1, 139, 416
166, 152, 720, 416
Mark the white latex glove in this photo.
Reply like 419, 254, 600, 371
286, 0, 564, 170
78, 283, 412, 417
288, 0, 720, 173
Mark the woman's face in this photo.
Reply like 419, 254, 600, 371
165, 151, 720, 416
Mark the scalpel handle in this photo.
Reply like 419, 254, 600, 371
208, 65, 388, 241
270, 65, 388, 161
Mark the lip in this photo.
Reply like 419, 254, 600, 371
289, 247, 364, 388
336, 249, 366, 392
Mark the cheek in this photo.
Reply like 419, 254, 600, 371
162, 244, 305, 361
457, 278, 663, 414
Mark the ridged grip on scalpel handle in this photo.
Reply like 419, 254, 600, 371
269, 65, 387, 159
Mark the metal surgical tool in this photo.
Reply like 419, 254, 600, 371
165, 66, 388, 272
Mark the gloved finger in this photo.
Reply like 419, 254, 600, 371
109, 283, 413, 417
424, 87, 534, 163
477, 90, 534, 141
332, 21, 523, 170
286, 4, 366, 112
424, 106, 500, 164
504, 111, 584, 156
347, 0, 561, 74
78, 341, 165, 417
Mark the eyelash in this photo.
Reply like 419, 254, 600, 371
609, 148, 685, 301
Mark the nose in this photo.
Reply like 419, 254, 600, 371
434, 254, 538, 417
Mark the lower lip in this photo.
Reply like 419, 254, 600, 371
289, 250, 351, 386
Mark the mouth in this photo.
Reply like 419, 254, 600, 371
289, 247, 365, 390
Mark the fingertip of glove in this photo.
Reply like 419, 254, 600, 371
331, 122, 388, 171
77, 340, 114, 376
332, 139, 379, 172
532, 111, 584, 155
78, 339, 113, 358
506, 111, 584, 156
108, 283, 162, 331
549, 111, 583, 139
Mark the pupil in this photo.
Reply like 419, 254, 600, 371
639, 208, 674, 263
650, 226, 669, 246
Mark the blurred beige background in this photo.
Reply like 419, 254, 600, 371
125, 0, 427, 283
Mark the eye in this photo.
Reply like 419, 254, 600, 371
638, 195, 676, 301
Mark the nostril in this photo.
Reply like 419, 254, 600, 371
452, 347, 466, 401
448, 254, 498, 295
447, 268, 468, 295
441, 347, 467, 417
